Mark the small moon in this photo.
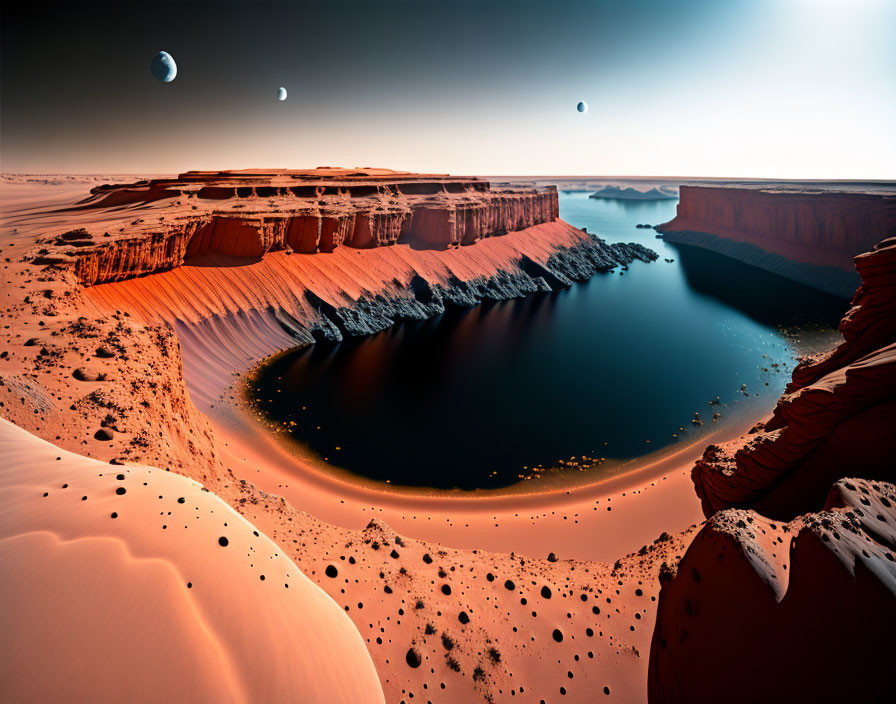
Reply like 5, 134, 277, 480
278, 87, 287, 101
577, 101, 587, 113
151, 51, 177, 83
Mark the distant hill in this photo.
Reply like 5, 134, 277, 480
589, 185, 679, 200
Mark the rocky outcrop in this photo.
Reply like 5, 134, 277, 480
33, 169, 560, 286
790, 237, 896, 389
298, 238, 658, 341
657, 186, 896, 297
648, 477, 896, 704
691, 238, 896, 520
650, 236, 896, 702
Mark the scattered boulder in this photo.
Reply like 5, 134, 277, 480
405, 647, 422, 668
73, 368, 100, 382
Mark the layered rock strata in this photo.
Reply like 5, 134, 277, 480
691, 238, 896, 520
29, 169, 560, 286
657, 186, 896, 297
648, 477, 896, 704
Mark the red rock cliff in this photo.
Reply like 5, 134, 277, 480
658, 185, 896, 297
690, 237, 896, 520
650, 235, 896, 702
32, 169, 559, 286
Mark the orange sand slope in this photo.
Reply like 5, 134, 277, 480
0, 418, 384, 704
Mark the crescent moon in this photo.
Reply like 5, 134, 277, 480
151, 51, 177, 83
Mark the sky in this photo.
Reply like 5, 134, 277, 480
2, 0, 894, 178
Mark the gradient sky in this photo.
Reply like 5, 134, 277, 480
2, 0, 894, 177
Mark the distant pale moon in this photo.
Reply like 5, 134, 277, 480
278, 87, 287, 101
577, 101, 587, 113
151, 51, 177, 83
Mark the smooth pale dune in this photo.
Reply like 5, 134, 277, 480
0, 418, 384, 704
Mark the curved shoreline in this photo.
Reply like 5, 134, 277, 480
236, 346, 774, 505
204, 364, 777, 560
81, 218, 816, 559
243, 333, 784, 498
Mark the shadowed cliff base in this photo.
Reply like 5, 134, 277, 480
662, 229, 862, 298
669, 241, 847, 326
657, 185, 896, 298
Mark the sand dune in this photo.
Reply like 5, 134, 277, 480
0, 418, 384, 703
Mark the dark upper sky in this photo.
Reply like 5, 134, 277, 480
2, 0, 894, 176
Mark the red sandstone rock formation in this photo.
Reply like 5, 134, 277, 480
790, 236, 896, 389
33, 169, 559, 286
692, 238, 896, 520
648, 476, 896, 704
657, 185, 896, 297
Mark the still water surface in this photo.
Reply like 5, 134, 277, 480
251, 193, 845, 490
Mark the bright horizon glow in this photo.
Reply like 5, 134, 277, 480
1, 0, 894, 179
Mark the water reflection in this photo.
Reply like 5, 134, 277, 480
670, 242, 846, 328
252, 194, 844, 490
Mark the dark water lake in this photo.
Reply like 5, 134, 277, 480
251, 192, 846, 491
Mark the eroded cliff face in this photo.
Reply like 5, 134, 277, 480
648, 477, 896, 704
691, 237, 896, 520
31, 169, 559, 286
658, 186, 896, 297
648, 236, 896, 702
790, 236, 896, 389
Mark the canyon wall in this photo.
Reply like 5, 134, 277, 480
648, 237, 896, 703
32, 169, 559, 286
658, 186, 896, 297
